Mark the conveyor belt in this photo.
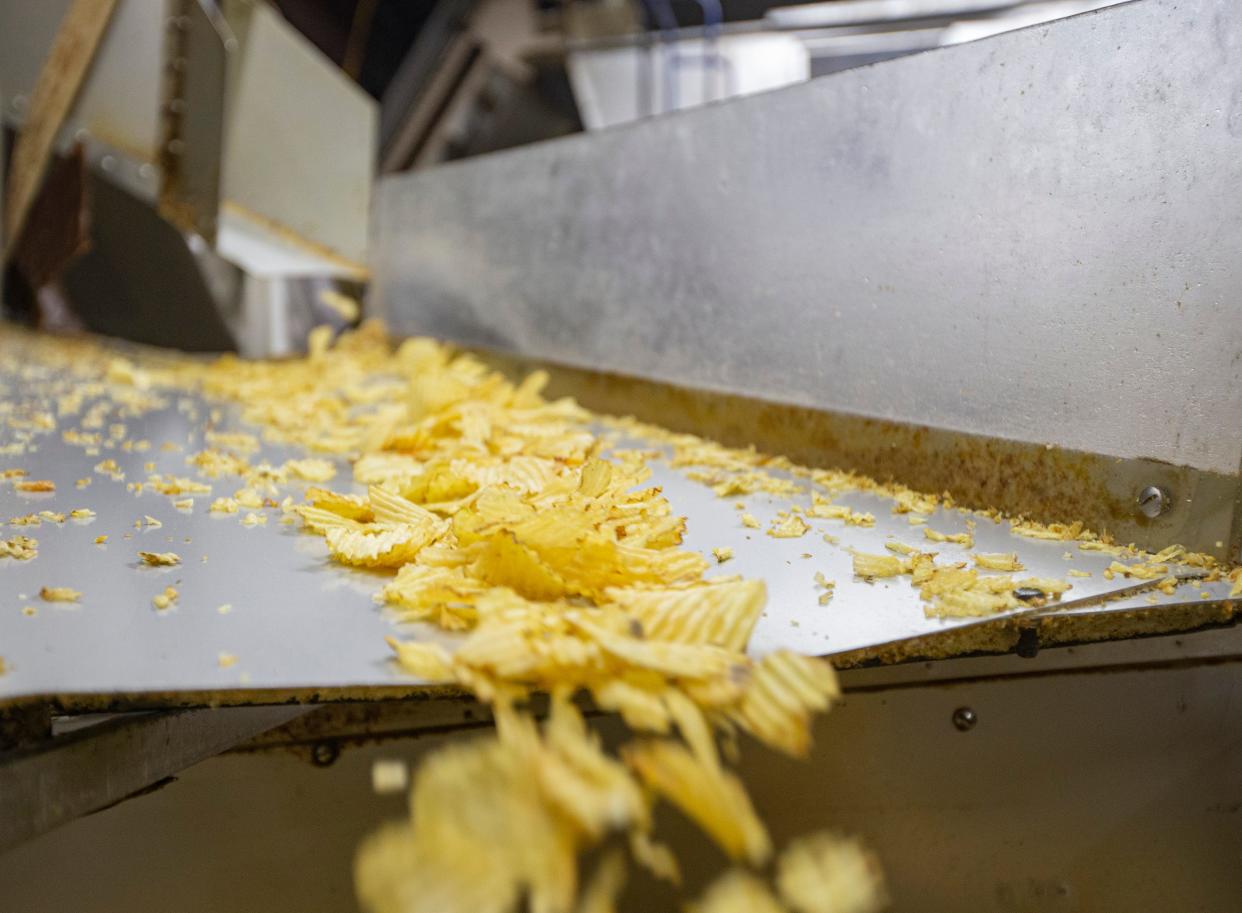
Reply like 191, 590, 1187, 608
1, 347, 1238, 710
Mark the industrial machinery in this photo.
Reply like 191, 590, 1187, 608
2, 0, 1241, 910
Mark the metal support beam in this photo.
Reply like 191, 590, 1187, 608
0, 705, 306, 851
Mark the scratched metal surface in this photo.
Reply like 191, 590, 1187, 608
0, 356, 1236, 707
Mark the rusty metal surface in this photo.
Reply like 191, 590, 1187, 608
486, 351, 1242, 561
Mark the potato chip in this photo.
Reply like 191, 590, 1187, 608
138, 551, 181, 566
775, 832, 887, 913
973, 552, 1023, 571
604, 578, 765, 652
623, 739, 771, 865
732, 651, 839, 758
0, 535, 38, 560
40, 586, 81, 603
326, 521, 444, 568
691, 871, 787, 913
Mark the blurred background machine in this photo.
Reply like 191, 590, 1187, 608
2, 1, 1241, 911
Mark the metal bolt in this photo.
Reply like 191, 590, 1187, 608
951, 706, 977, 732
1137, 485, 1170, 519
310, 741, 339, 767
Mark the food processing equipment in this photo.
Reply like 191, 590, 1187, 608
1, 0, 1241, 910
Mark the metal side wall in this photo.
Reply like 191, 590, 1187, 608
371, 0, 1242, 477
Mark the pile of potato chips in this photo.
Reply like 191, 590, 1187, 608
187, 323, 886, 913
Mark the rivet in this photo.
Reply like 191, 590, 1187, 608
951, 706, 977, 732
310, 741, 339, 766
1137, 485, 1170, 519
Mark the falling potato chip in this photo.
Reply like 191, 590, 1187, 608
691, 870, 787, 913
371, 759, 410, 795
775, 832, 887, 913
623, 739, 771, 865
15, 479, 54, 492
317, 288, 362, 323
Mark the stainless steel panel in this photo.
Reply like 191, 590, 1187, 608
371, 0, 1242, 476
218, 2, 375, 276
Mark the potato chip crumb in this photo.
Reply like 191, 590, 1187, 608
712, 546, 734, 563
240, 511, 267, 527
923, 527, 973, 548
741, 513, 761, 529
143, 515, 162, 529
217, 652, 238, 669
70, 508, 96, 520
75, 477, 91, 489
40, 586, 81, 603
152, 586, 179, 610
217, 603, 232, 615
814, 572, 836, 606
139, 550, 181, 566
15, 479, 54, 492
0, 535, 38, 560
283, 458, 337, 483
852, 552, 906, 580
21, 605, 37, 617
1067, 569, 1091, 578
769, 515, 811, 539
209, 497, 239, 514
973, 552, 1023, 572
234, 487, 263, 509
370, 759, 409, 794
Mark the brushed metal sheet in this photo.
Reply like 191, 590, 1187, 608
370, 0, 1242, 476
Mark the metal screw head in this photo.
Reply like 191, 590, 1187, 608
951, 707, 977, 732
1137, 485, 1170, 519
310, 741, 339, 767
